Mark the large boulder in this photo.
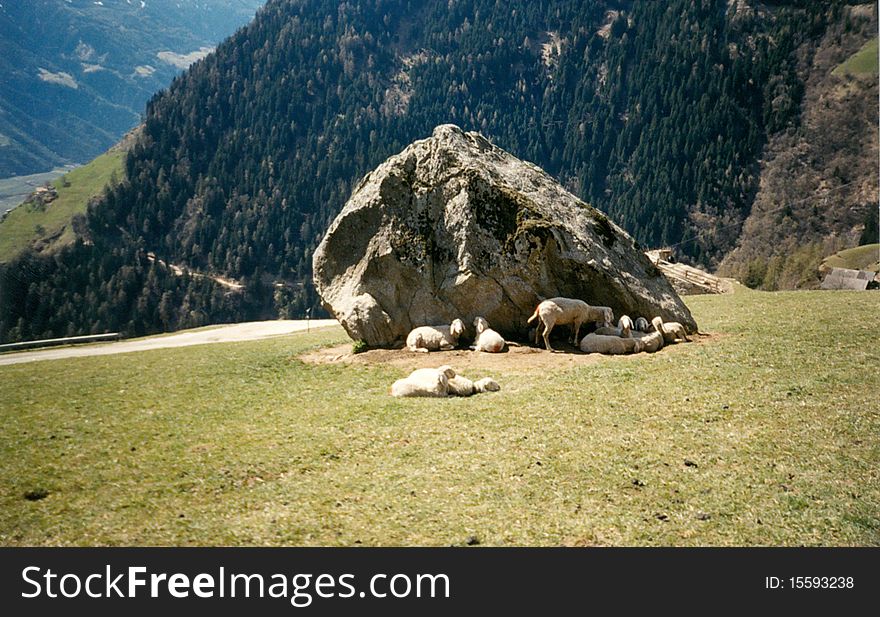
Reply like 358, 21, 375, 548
313, 125, 697, 346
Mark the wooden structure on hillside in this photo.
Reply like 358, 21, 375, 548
646, 249, 729, 295
819, 267, 878, 291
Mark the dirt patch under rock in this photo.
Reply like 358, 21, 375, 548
298, 333, 722, 374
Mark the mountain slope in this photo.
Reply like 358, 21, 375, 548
0, 0, 263, 177
1, 0, 874, 343
0, 129, 138, 263
719, 3, 878, 289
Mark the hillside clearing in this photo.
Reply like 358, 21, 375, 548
821, 243, 880, 273
832, 36, 879, 77
0, 150, 124, 262
0, 288, 877, 546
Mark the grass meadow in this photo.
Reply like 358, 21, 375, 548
1, 287, 877, 546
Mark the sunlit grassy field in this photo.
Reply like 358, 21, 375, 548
1, 287, 877, 546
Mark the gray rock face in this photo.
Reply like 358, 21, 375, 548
313, 125, 697, 347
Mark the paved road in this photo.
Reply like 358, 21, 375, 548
0, 319, 340, 366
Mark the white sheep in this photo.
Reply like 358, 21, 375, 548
634, 317, 650, 333
579, 333, 644, 355
652, 315, 690, 344
471, 316, 506, 352
594, 315, 634, 338
406, 318, 465, 352
632, 327, 664, 353
390, 365, 501, 397
447, 374, 502, 396
527, 297, 613, 351
390, 365, 457, 397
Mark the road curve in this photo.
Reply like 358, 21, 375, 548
0, 319, 341, 366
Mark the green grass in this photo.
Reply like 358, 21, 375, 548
1, 288, 878, 546
0, 150, 124, 262
821, 244, 880, 273
832, 37, 879, 77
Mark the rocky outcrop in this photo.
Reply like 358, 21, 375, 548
313, 125, 696, 347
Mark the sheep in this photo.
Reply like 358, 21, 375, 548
390, 365, 457, 397
390, 365, 501, 397
474, 377, 501, 392
527, 297, 614, 351
634, 317, 651, 333
592, 326, 618, 336
594, 315, 634, 338
406, 318, 465, 352
471, 316, 506, 352
579, 333, 644, 355
594, 306, 614, 328
652, 315, 690, 344
447, 374, 502, 396
632, 329, 664, 353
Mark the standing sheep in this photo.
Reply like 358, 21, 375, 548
527, 297, 614, 351
579, 333, 644, 355
406, 319, 465, 352
471, 316, 506, 352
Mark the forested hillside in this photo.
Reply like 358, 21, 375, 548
1, 0, 874, 343
719, 4, 878, 289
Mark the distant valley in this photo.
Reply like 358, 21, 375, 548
0, 0, 264, 178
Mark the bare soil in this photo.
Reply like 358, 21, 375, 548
299, 332, 722, 374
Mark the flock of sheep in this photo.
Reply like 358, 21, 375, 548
390, 296, 691, 398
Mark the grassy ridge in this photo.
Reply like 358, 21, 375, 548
0, 288, 878, 546
832, 37, 879, 77
821, 243, 880, 273
0, 150, 124, 262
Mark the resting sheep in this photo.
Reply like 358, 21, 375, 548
652, 315, 690, 344
634, 317, 651, 333
390, 365, 501, 398
632, 327, 664, 353
447, 374, 501, 396
406, 319, 465, 352
390, 365, 457, 397
471, 316, 506, 353
594, 315, 634, 338
579, 333, 644, 355
527, 297, 613, 351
